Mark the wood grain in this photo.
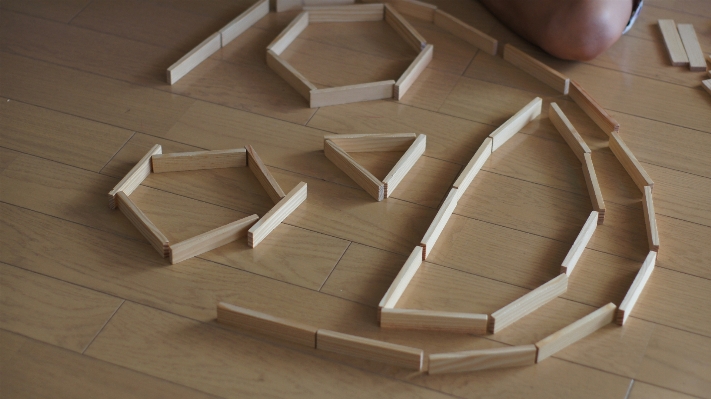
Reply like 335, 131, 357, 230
108, 144, 162, 209
560, 211, 598, 276
490, 274, 568, 333
429, 345, 536, 374
217, 302, 317, 347
169, 214, 259, 264
617, 251, 656, 325
116, 192, 170, 257
503, 44, 570, 94
316, 329, 424, 370
380, 308, 488, 334
246, 145, 286, 204
248, 181, 307, 247
658, 19, 689, 66
151, 149, 247, 173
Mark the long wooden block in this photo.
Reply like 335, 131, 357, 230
219, 0, 269, 46
433, 10, 497, 55
394, 44, 433, 100
609, 132, 654, 193
380, 308, 488, 334
267, 11, 309, 55
703, 79, 711, 96
429, 345, 537, 374
391, 0, 436, 22
382, 134, 426, 197
116, 192, 169, 257
217, 302, 317, 347
316, 329, 423, 370
384, 4, 426, 52
568, 80, 619, 136
246, 145, 286, 204
489, 97, 542, 152
108, 144, 161, 209
266, 50, 316, 100
489, 274, 568, 334
582, 153, 606, 224
617, 251, 656, 325
310, 80, 395, 108
151, 149, 247, 173
452, 137, 492, 195
324, 140, 384, 200
560, 211, 598, 276
167, 32, 221, 85
247, 182, 307, 248
549, 102, 591, 162
169, 215, 259, 264
323, 133, 416, 152
503, 44, 569, 94
642, 186, 660, 252
535, 303, 616, 362
658, 19, 689, 66
677, 24, 706, 71
379, 246, 423, 309
420, 188, 458, 260
307, 6, 383, 22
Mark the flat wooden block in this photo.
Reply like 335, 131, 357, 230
536, 303, 616, 363
503, 44, 570, 94
452, 137, 492, 195
108, 144, 162, 209
642, 186, 660, 252
433, 10, 497, 55
167, 32, 221, 85
617, 251, 656, 325
379, 246, 423, 309
582, 153, 605, 224
316, 329, 423, 370
266, 50, 316, 101
151, 149, 247, 173
116, 192, 169, 257
246, 145, 286, 204
307, 5, 383, 23
420, 188, 458, 260
382, 134, 426, 197
323, 133, 416, 152
429, 345, 537, 374
309, 80, 395, 108
384, 4, 426, 52
549, 102, 591, 162
390, 0, 436, 22
324, 140, 384, 200
703, 79, 711, 96
247, 181, 307, 248
394, 44, 433, 100
217, 302, 317, 348
489, 97, 542, 152
560, 211, 598, 276
169, 214, 259, 264
677, 24, 706, 71
609, 132, 654, 193
267, 11, 309, 55
658, 19, 689, 66
380, 308, 488, 334
568, 80, 619, 136
219, 0, 269, 46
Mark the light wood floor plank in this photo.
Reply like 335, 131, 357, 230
0, 0, 92, 23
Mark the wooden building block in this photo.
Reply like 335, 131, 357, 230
307, 4, 384, 22
617, 251, 656, 325
379, 247, 423, 309
310, 80, 395, 108
394, 44, 433, 100
169, 215, 259, 264
108, 144, 161, 209
246, 145, 286, 204
452, 138, 492, 195
316, 329, 423, 370
429, 345, 537, 374
568, 80, 619, 136
248, 182, 307, 248
303, 0, 355, 5
582, 153, 606, 224
703, 79, 711, 96
489, 274, 568, 334
420, 188, 458, 260
384, 4, 426, 52
324, 140, 384, 200
433, 10, 497, 55
324, 133, 416, 152
391, 0, 437, 22
560, 211, 598, 276
677, 24, 706, 71
535, 303, 616, 362
219, 0, 269, 46
549, 102, 591, 162
609, 132, 654, 193
167, 33, 221, 85
303, 3, 382, 10
266, 50, 316, 100
503, 44, 570, 94
642, 186, 660, 252
380, 308, 488, 334
116, 192, 169, 257
382, 134, 426, 197
276, 0, 303, 12
267, 11, 309, 55
217, 302, 317, 348
489, 97, 542, 152
151, 149, 247, 173
658, 19, 689, 66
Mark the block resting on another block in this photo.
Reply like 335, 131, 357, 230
108, 144, 162, 209
248, 181, 308, 248
549, 102, 590, 163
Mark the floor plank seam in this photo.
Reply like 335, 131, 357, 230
318, 241, 352, 291
98, 131, 136, 175
81, 299, 125, 354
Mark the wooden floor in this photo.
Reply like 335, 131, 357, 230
1, 0, 710, 397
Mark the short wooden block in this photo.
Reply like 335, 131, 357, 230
246, 145, 286, 204
394, 44, 433, 100
582, 153, 606, 224
380, 308, 488, 334
116, 192, 169, 257
452, 137, 492, 195
568, 80, 619, 136
702, 79, 711, 96
489, 97, 542, 152
307, 5, 384, 22
390, 0, 437, 22
217, 302, 317, 348
167, 32, 221, 85
310, 80, 395, 108
316, 329, 424, 370
267, 50, 317, 101
324, 140, 384, 201
169, 214, 259, 264
617, 251, 656, 325
677, 24, 706, 71
323, 133, 416, 152
429, 345, 537, 374
433, 10, 497, 55
549, 102, 591, 163
379, 246, 423, 309
489, 274, 568, 334
382, 134, 426, 198
642, 186, 659, 252
219, 0, 269, 46
420, 188, 458, 260
384, 4, 426, 52
268, 11, 309, 55
609, 132, 654, 193
151, 149, 247, 173
560, 211, 598, 276
108, 144, 162, 209
658, 19, 689, 66
535, 303, 616, 362
504, 44, 569, 94
247, 182, 307, 248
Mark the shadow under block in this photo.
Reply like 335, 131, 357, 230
324, 140, 384, 201
535, 303, 616, 363
266, 50, 316, 100
549, 102, 591, 163
108, 144, 161, 209
568, 80, 619, 136
390, 0, 437, 22
676, 24, 706, 71
169, 214, 259, 264
247, 181, 307, 248
658, 19, 689, 66
310, 81, 395, 108
384, 4, 426, 52
432, 10, 497, 55
380, 308, 488, 334
609, 132, 654, 192
324, 133, 416, 152
560, 211, 599, 276
379, 246, 423, 309
452, 137, 492, 196
316, 329, 424, 370
246, 145, 286, 204
489, 274, 568, 334
420, 188, 458, 259
489, 97, 542, 152
268, 11, 309, 55
306, 4, 384, 22
642, 186, 660, 252
217, 302, 318, 348
116, 192, 169, 257
503, 44, 570, 94
151, 149, 247, 173
382, 134, 426, 197
394, 44, 433, 100
582, 153, 606, 223
428, 345, 537, 374
617, 251, 656, 325
167, 32, 221, 85
219, 0, 269, 46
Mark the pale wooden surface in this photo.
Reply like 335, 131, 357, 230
1, 0, 710, 397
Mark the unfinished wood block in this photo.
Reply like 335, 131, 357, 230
549, 102, 591, 162
391, 0, 437, 22
394, 44, 433, 100
246, 145, 286, 204
642, 186, 660, 252
609, 132, 654, 193
382, 134, 426, 197
703, 79, 711, 96
380, 308, 488, 334
384, 4, 426, 52
433, 10, 497, 55
582, 153, 606, 224
560, 211, 598, 276
217, 302, 317, 347
220, 0, 269, 46
167, 33, 221, 85
248, 182, 307, 248
276, 0, 304, 12
420, 188, 458, 260
310, 80, 395, 108
658, 19, 689, 66
617, 251, 656, 325
504, 44, 570, 94
489, 97, 542, 152
489, 274, 568, 334
169, 215, 259, 264
429, 345, 536, 374
108, 144, 162, 209
324, 133, 416, 152
151, 149, 247, 173
677, 24, 706, 71
266, 50, 316, 100
324, 140, 384, 200
535, 303, 616, 362
568, 80, 619, 136
452, 138, 492, 196
307, 4, 384, 22
116, 192, 169, 257
316, 329, 423, 370
268, 11, 309, 55
379, 247, 423, 309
